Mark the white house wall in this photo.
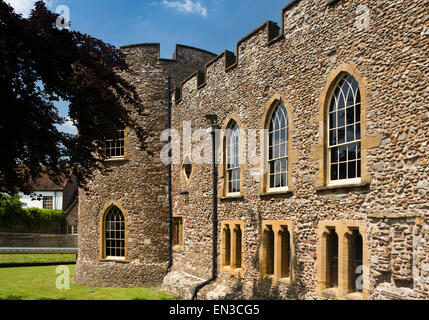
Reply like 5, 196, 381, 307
19, 191, 64, 210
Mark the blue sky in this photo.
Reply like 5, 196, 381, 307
6, 0, 292, 133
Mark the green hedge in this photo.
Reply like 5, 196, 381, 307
0, 194, 65, 233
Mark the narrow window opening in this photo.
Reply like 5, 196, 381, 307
280, 226, 291, 279
326, 228, 338, 288
172, 217, 183, 247
183, 156, 192, 180
233, 225, 242, 269
263, 226, 275, 276
226, 123, 241, 194
349, 229, 363, 293
268, 103, 289, 190
223, 225, 231, 267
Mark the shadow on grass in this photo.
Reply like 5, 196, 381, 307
0, 296, 69, 301
0, 295, 24, 300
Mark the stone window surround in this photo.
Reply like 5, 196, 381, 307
259, 94, 298, 196
172, 215, 184, 251
219, 115, 246, 199
181, 155, 194, 186
315, 220, 369, 300
104, 127, 131, 162
312, 63, 381, 191
220, 220, 245, 277
98, 200, 130, 263
260, 220, 295, 286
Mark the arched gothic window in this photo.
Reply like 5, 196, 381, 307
104, 206, 125, 258
268, 103, 289, 189
226, 122, 241, 194
328, 74, 362, 183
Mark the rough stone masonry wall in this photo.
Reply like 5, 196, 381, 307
73, 44, 215, 288
163, 0, 428, 299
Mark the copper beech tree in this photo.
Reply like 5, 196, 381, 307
0, 1, 145, 194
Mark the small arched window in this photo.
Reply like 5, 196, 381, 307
328, 74, 361, 183
104, 206, 125, 258
183, 156, 192, 181
226, 122, 241, 194
268, 103, 289, 189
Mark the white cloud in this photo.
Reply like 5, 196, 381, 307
160, 0, 207, 18
4, 0, 55, 18
57, 118, 77, 135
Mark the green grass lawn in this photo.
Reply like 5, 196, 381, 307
0, 265, 177, 300
0, 254, 76, 264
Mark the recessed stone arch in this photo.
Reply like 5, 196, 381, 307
313, 63, 381, 189
220, 113, 247, 198
259, 94, 298, 194
98, 200, 130, 262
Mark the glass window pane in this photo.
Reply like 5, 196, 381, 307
281, 173, 287, 187
346, 107, 354, 124
275, 145, 281, 159
339, 145, 347, 162
279, 143, 286, 158
347, 125, 355, 142
337, 94, 345, 110
338, 128, 345, 144
348, 161, 357, 179
355, 124, 361, 140
329, 112, 336, 129
280, 111, 286, 129
330, 97, 337, 112
331, 164, 338, 180
274, 131, 279, 145
269, 132, 274, 146
275, 160, 281, 173
280, 129, 286, 144
331, 147, 339, 163
270, 161, 275, 175
348, 143, 356, 160
339, 162, 347, 180
280, 159, 287, 173
355, 104, 361, 122
329, 130, 336, 146
357, 160, 362, 178
338, 109, 345, 127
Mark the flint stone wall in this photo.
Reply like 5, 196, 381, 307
165, 0, 428, 299
73, 44, 216, 288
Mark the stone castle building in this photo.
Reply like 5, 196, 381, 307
73, 0, 429, 300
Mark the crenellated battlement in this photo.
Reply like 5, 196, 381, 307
171, 0, 335, 104
120, 42, 216, 90
120, 42, 216, 66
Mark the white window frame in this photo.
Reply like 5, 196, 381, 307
267, 103, 289, 192
327, 74, 362, 186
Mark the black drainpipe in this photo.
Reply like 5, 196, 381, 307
191, 114, 219, 300
163, 77, 173, 279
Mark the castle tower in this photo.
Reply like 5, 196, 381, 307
73, 43, 216, 288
